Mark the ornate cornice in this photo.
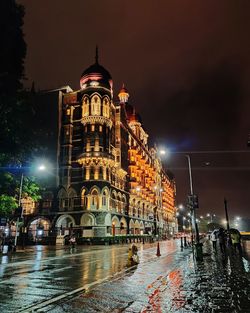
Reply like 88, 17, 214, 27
77, 154, 115, 167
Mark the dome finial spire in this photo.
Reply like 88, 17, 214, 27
95, 45, 99, 64
118, 83, 129, 103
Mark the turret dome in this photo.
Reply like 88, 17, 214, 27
80, 48, 113, 90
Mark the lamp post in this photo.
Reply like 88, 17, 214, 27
14, 173, 24, 248
13, 164, 46, 250
186, 156, 200, 240
159, 149, 203, 259
185, 154, 203, 260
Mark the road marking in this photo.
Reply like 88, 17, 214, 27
17, 247, 181, 312
18, 265, 139, 313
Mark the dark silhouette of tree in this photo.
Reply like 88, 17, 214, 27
0, 1, 41, 216
0, 0, 35, 158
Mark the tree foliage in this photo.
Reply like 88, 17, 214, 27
0, 1, 42, 218
0, 195, 18, 216
22, 177, 42, 202
0, 0, 30, 157
0, 172, 41, 217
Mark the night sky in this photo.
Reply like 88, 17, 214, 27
19, 0, 250, 219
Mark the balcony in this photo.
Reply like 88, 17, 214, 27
77, 151, 115, 160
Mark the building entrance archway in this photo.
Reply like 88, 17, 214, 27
28, 218, 51, 242
55, 214, 75, 236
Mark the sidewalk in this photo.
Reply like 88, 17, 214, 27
45, 240, 250, 313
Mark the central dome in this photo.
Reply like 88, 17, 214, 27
80, 49, 113, 90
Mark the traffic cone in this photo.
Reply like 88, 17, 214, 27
156, 241, 161, 257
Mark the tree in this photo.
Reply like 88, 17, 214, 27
0, 172, 41, 217
0, 0, 31, 157
21, 176, 42, 202
0, 1, 43, 218
0, 195, 18, 217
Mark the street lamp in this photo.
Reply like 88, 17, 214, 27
14, 173, 24, 248
14, 164, 46, 249
185, 155, 202, 260
158, 149, 203, 260
206, 213, 215, 223
178, 204, 184, 210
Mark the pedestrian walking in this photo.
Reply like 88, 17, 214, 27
69, 235, 76, 249
210, 231, 217, 251
230, 230, 242, 256
217, 228, 226, 254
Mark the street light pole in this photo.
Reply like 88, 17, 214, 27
185, 155, 203, 260
186, 155, 194, 195
185, 155, 199, 240
14, 173, 24, 248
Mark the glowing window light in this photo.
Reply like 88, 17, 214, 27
37, 229, 43, 236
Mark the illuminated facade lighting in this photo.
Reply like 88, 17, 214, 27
38, 54, 176, 239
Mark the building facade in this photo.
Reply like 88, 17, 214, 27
27, 55, 176, 241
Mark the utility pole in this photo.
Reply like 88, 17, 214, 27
186, 155, 203, 261
14, 173, 24, 248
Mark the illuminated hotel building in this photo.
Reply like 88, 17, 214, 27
40, 53, 176, 239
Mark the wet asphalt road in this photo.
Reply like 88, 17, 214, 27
0, 241, 173, 313
0, 240, 250, 313
44, 241, 250, 313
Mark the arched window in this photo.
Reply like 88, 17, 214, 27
82, 97, 89, 117
90, 189, 99, 209
68, 188, 77, 210
117, 193, 122, 213
122, 195, 126, 214
110, 191, 117, 211
58, 188, 67, 211
81, 189, 87, 208
102, 97, 109, 118
102, 189, 109, 208
91, 95, 101, 115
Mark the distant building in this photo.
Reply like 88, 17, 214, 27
27, 53, 176, 241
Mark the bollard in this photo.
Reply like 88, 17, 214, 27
156, 241, 161, 257
180, 237, 183, 249
184, 236, 187, 247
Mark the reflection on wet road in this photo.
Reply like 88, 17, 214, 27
0, 241, 177, 312
44, 241, 250, 313
1, 240, 249, 313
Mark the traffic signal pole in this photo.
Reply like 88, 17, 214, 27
186, 155, 203, 261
